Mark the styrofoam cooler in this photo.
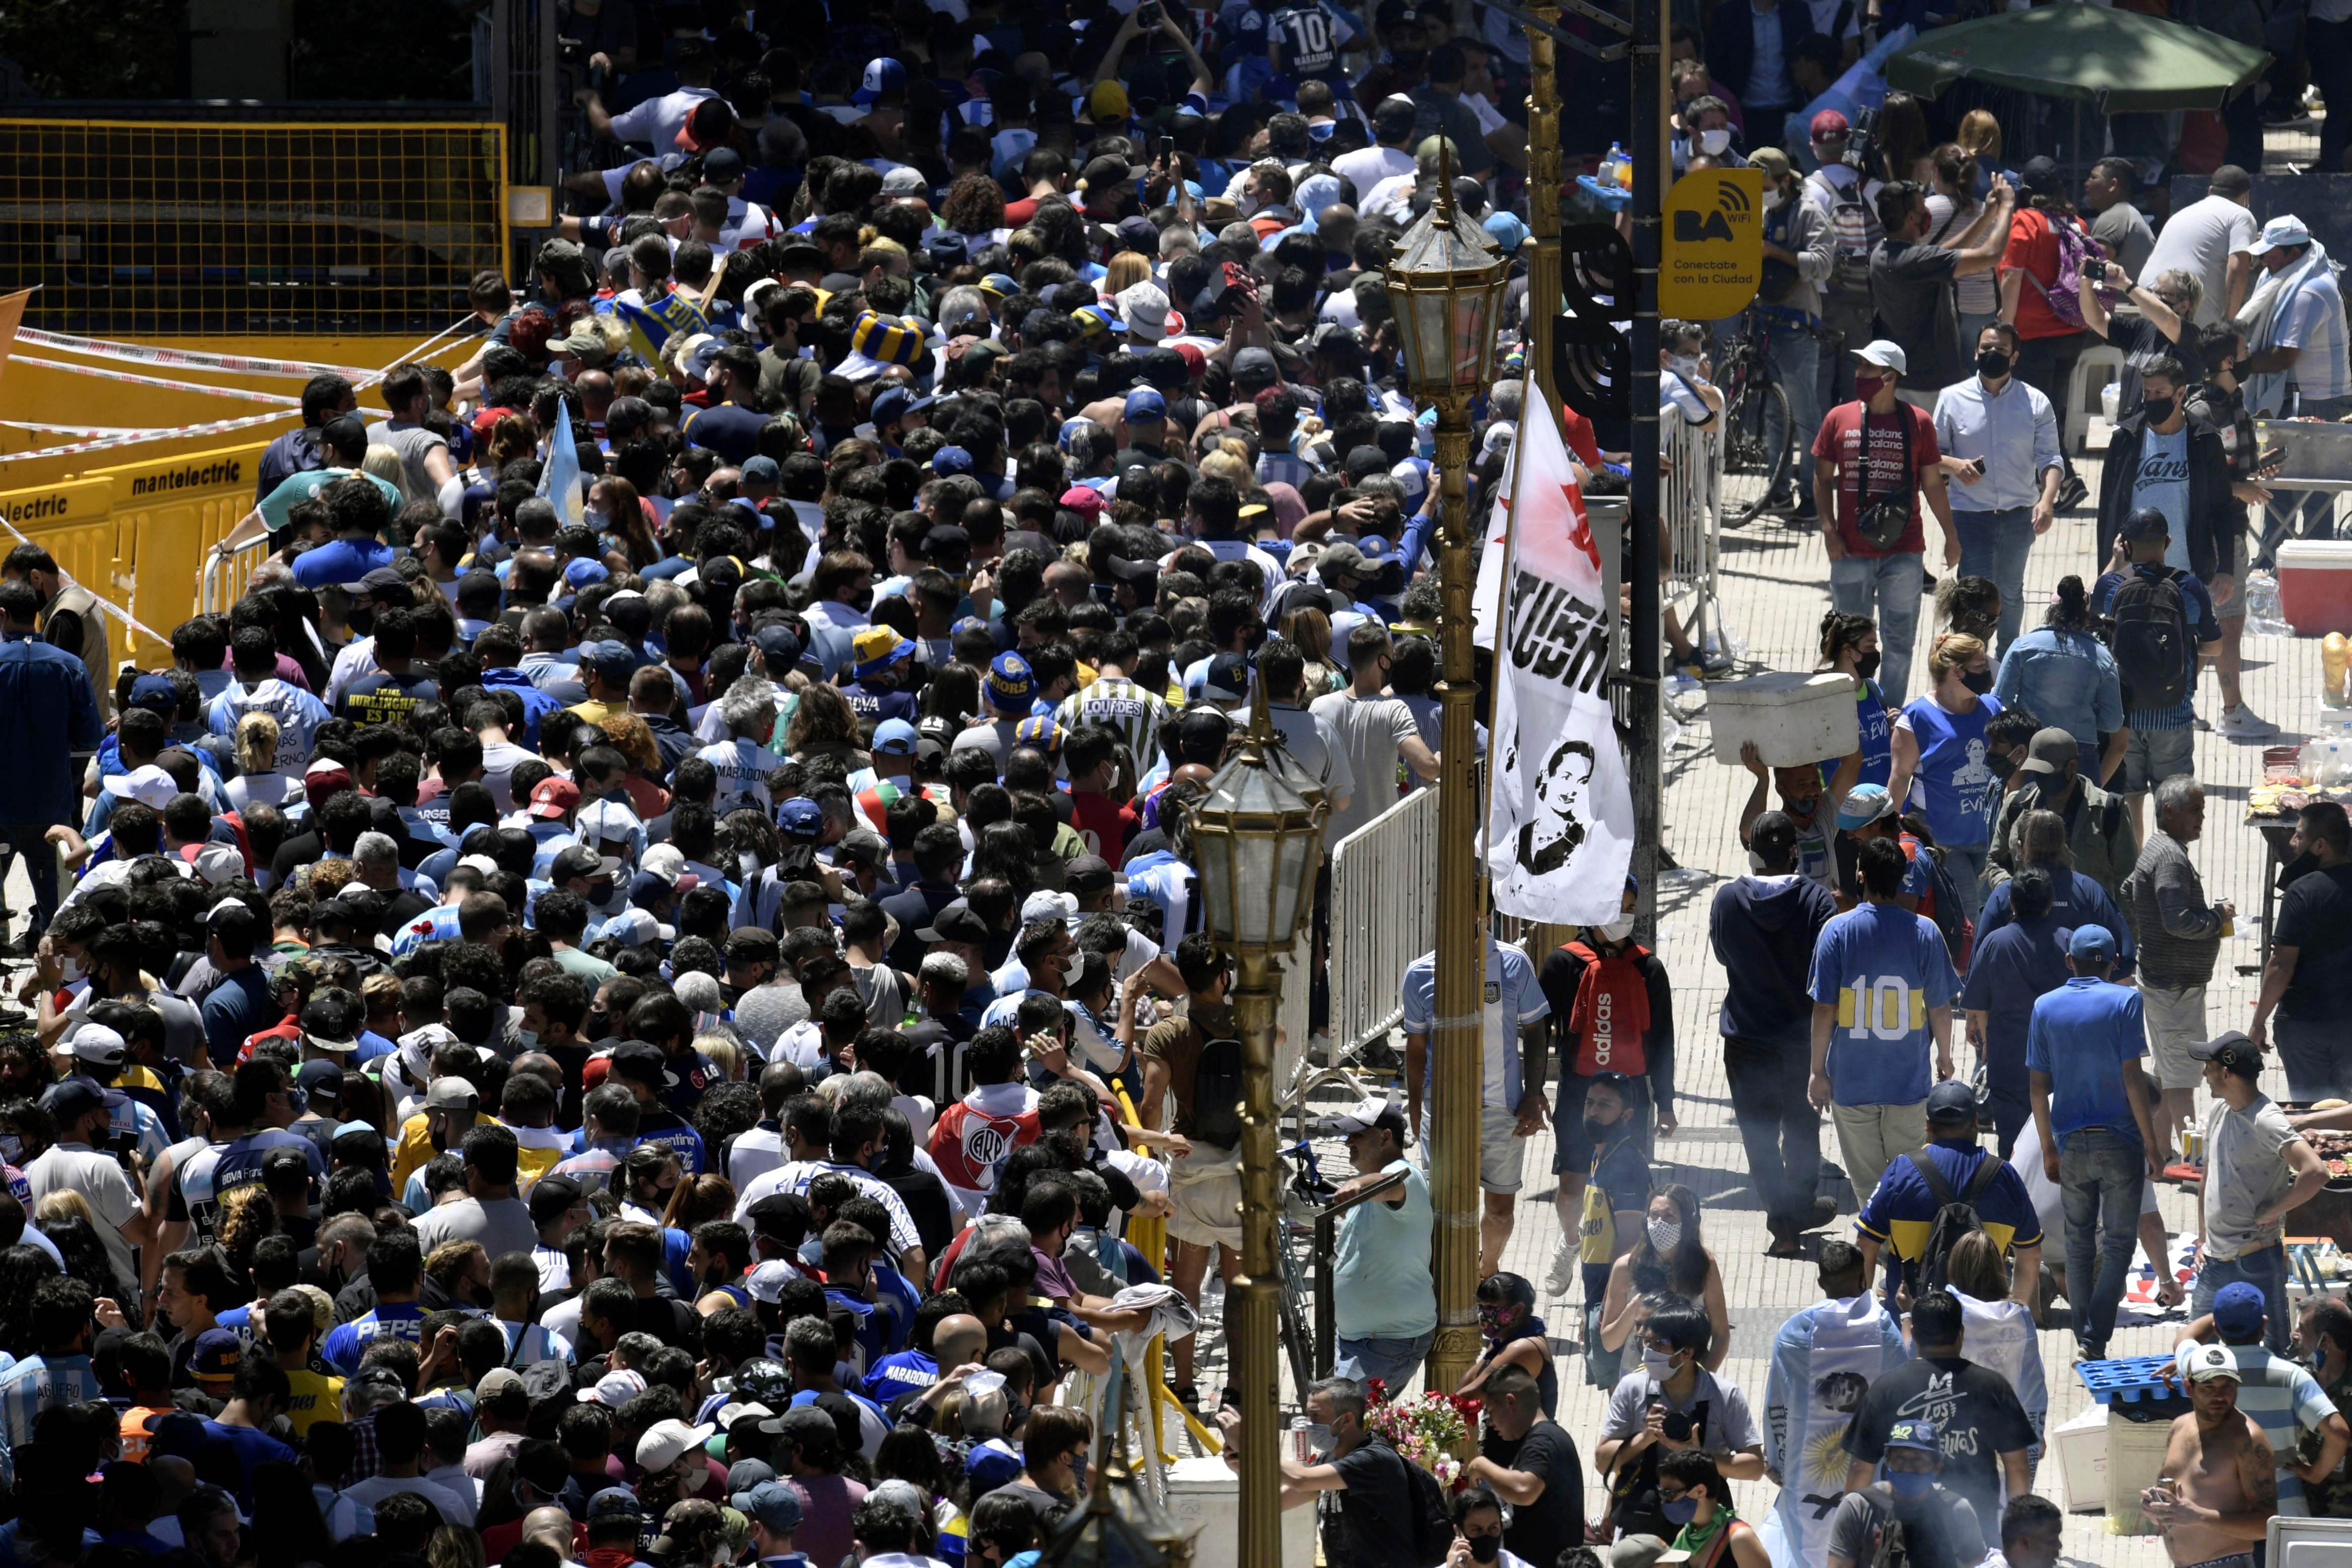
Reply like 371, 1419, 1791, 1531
2050, 1404, 2108, 1513
1163, 1456, 1317, 1568
2276, 540, 2352, 636
1709, 671, 1861, 767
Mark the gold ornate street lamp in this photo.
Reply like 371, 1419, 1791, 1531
1384, 155, 1510, 1401
1184, 683, 1329, 1568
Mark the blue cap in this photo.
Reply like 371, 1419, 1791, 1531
578, 638, 635, 677
966, 1444, 1024, 1491
933, 445, 973, 475
751, 623, 803, 670
740, 454, 781, 485
1836, 783, 1897, 831
987, 651, 1035, 707
565, 557, 611, 589
1355, 534, 1393, 561
733, 1478, 804, 1532
1884, 1418, 1941, 1454
2212, 1279, 2267, 1336
2068, 923, 2117, 965
873, 718, 919, 755
586, 1487, 645, 1523
776, 797, 823, 838
1124, 387, 1168, 422
871, 386, 915, 429
853, 57, 908, 105
127, 673, 178, 712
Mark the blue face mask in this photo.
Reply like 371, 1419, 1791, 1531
1887, 1469, 1935, 1499
1660, 1494, 1699, 1525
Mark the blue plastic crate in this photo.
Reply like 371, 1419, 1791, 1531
2074, 1355, 2178, 1404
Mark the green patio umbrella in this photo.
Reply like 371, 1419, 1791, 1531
1884, 3, 2269, 112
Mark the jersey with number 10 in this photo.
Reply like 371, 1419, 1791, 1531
1271, 3, 1345, 76
1805, 900, 1958, 1108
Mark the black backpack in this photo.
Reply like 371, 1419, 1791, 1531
1190, 1024, 1247, 1150
1903, 1148, 2002, 1295
1390, 1441, 1455, 1565
1903, 833, 1975, 974
2108, 566, 2192, 710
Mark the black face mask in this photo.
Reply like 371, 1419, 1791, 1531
1976, 349, 2012, 378
347, 607, 376, 637
1961, 668, 1995, 695
1987, 751, 2018, 779
1468, 1538, 1503, 1564
1583, 1114, 1616, 1138
1852, 650, 1882, 680
2142, 396, 2176, 424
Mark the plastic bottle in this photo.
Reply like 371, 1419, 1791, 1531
2326, 632, 2349, 706
2303, 738, 2326, 782
1602, 142, 1632, 189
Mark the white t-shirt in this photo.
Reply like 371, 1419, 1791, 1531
2139, 194, 2261, 326
608, 86, 720, 157
1331, 145, 1414, 196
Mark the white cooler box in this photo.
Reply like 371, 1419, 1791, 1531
2277, 539, 2352, 637
1710, 671, 1860, 768
1164, 1456, 1317, 1568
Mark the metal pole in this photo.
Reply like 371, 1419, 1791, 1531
1315, 1211, 1335, 1377
1525, 0, 1561, 412
1627, 0, 1667, 939
1425, 389, 1485, 1400
1230, 947, 1282, 1568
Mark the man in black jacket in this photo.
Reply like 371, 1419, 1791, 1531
2096, 358, 2240, 605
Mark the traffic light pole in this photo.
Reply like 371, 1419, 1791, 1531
1627, 0, 1667, 938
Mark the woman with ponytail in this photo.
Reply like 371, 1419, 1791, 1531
1817, 611, 1892, 790
1992, 574, 2125, 787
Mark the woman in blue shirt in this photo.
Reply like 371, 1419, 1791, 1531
1889, 633, 2003, 925
1817, 610, 1893, 790
1992, 575, 2124, 787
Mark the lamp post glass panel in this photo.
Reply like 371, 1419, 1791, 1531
1186, 688, 1328, 1568
1384, 167, 1507, 1398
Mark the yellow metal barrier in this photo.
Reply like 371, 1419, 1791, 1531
1116, 1086, 1222, 1462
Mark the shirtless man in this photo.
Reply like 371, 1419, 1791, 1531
2144, 1343, 2277, 1568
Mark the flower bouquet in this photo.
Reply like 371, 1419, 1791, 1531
1362, 1382, 1479, 1488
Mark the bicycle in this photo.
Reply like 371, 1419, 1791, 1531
1713, 310, 1796, 528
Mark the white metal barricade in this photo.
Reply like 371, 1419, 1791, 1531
1664, 417, 1727, 660
1321, 787, 1440, 1071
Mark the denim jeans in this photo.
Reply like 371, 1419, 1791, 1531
1955, 506, 2036, 656
2276, 1014, 2352, 1102
2193, 1243, 2292, 1356
1830, 550, 1927, 704
1335, 1330, 1434, 1391
1943, 840, 1990, 927
2060, 1127, 2147, 1357
1765, 319, 1823, 502
2015, 330, 2090, 485
1724, 1035, 1822, 1223
2262, 393, 2352, 565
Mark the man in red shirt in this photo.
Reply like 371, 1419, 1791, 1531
1062, 725, 1138, 863
1810, 338, 1958, 706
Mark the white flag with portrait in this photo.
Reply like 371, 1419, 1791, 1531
1482, 378, 1634, 923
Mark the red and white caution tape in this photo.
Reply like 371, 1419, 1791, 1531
10, 354, 305, 405
12, 327, 372, 380
0, 407, 296, 463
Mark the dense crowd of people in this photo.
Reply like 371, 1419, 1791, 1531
0, 0, 2350, 1564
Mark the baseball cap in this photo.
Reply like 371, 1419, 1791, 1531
67, 1023, 126, 1066
611, 1039, 679, 1090
775, 797, 824, 839
852, 625, 913, 681
916, 897, 992, 946
1087, 80, 1129, 122
191, 1328, 244, 1384
1203, 651, 1250, 702
854, 57, 908, 105
529, 1173, 586, 1226
1063, 853, 1114, 893
2183, 1342, 2242, 1382
1316, 1091, 1407, 1139
2190, 1030, 2263, 1072
1810, 108, 1850, 139
1884, 1417, 1941, 1453
1019, 889, 1077, 925
987, 652, 1036, 707
127, 673, 178, 714
295, 1058, 343, 1104
881, 165, 928, 196
1748, 809, 1797, 865
639, 843, 699, 893
744, 1259, 800, 1304
751, 622, 805, 671
2019, 154, 2065, 195
579, 638, 636, 679
922, 523, 972, 559
2121, 506, 2171, 543
2017, 727, 2079, 776
636, 1418, 717, 1472
1124, 387, 1167, 422
1012, 716, 1064, 754
932, 445, 973, 475
476, 1367, 528, 1403
1924, 1080, 1978, 1126
2211, 1280, 2267, 1338
424, 1077, 480, 1111
40, 1079, 105, 1124
870, 386, 915, 430
725, 1459, 777, 1496
873, 719, 919, 756
529, 776, 582, 820
587, 1486, 647, 1521
1854, 339, 1908, 374
1833, 783, 1897, 831
740, 454, 781, 488
2252, 214, 2315, 255
733, 1478, 804, 1533
2068, 923, 2117, 965
966, 1443, 1025, 1490
103, 764, 177, 808
578, 1369, 650, 1406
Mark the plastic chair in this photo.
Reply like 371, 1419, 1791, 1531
2068, 344, 2125, 455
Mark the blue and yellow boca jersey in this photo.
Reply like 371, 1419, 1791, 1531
608, 287, 709, 366
1856, 1140, 2043, 1261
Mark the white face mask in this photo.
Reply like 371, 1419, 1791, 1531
1600, 917, 1636, 943
1665, 354, 1701, 381
1697, 127, 1732, 156
1763, 187, 1786, 211
56, 956, 81, 985
1649, 1217, 1684, 1252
